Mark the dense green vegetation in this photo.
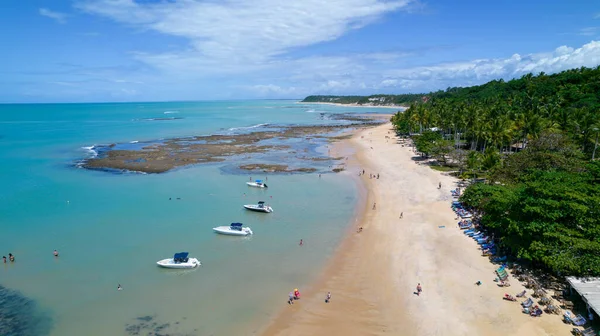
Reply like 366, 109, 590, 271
302, 94, 424, 106
390, 66, 600, 276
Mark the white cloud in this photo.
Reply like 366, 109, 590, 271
76, 0, 411, 71
246, 84, 299, 96
39, 8, 68, 24
579, 27, 599, 36
378, 41, 600, 90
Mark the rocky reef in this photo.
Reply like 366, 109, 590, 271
80, 114, 385, 174
0, 284, 52, 336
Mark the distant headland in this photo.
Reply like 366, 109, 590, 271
301, 94, 422, 108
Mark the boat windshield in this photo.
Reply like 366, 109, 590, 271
231, 223, 243, 231
173, 252, 189, 263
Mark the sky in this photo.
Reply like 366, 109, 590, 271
1, 0, 600, 103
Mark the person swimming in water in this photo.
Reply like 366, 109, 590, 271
8, 253, 14, 262
299, 239, 303, 246
2, 256, 6, 263
117, 284, 122, 291
53, 250, 59, 257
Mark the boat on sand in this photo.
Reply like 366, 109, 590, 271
156, 252, 200, 269
213, 223, 253, 236
243, 201, 273, 213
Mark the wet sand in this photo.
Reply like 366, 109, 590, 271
260, 122, 572, 336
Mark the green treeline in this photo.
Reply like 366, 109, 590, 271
301, 94, 424, 106
390, 66, 600, 276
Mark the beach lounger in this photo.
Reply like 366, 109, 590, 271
521, 298, 534, 308
575, 327, 597, 336
530, 307, 543, 317
516, 290, 526, 297
572, 314, 587, 326
544, 304, 559, 314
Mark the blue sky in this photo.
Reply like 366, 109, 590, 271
1, 0, 599, 103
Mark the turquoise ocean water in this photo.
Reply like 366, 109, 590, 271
0, 100, 392, 336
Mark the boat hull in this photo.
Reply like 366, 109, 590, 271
243, 205, 272, 213
246, 182, 267, 188
156, 258, 200, 269
213, 226, 253, 236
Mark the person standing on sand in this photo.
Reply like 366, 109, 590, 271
400, 212, 403, 219
416, 283, 422, 296
326, 292, 331, 303
372, 203, 376, 210
438, 182, 442, 189
288, 292, 294, 304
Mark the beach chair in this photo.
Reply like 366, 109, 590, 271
564, 311, 575, 324
538, 297, 551, 305
530, 307, 543, 317
521, 298, 534, 308
574, 327, 597, 336
544, 304, 559, 314
492, 256, 507, 263
572, 314, 587, 326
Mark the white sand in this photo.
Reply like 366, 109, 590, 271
261, 122, 573, 336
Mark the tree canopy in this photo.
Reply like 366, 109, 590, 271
389, 66, 600, 276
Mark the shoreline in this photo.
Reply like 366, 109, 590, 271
260, 122, 573, 335
300, 101, 407, 110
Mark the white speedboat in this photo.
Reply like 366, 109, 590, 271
213, 223, 253, 236
246, 179, 268, 188
156, 252, 200, 269
243, 201, 273, 213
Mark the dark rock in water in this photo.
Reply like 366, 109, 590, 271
126, 315, 193, 336
0, 284, 52, 336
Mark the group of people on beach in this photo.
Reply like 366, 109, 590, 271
358, 169, 380, 180
3, 253, 15, 263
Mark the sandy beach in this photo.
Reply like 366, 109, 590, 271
301, 101, 407, 110
261, 122, 573, 336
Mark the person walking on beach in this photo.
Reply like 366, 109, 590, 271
416, 283, 422, 296
400, 212, 403, 219
326, 292, 331, 303
438, 182, 442, 189
377, 173, 379, 179
288, 292, 295, 304
372, 203, 376, 210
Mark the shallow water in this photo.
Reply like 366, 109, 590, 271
0, 100, 393, 335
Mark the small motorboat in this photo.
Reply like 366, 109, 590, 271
243, 201, 273, 213
246, 179, 268, 188
156, 252, 200, 269
213, 222, 253, 236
